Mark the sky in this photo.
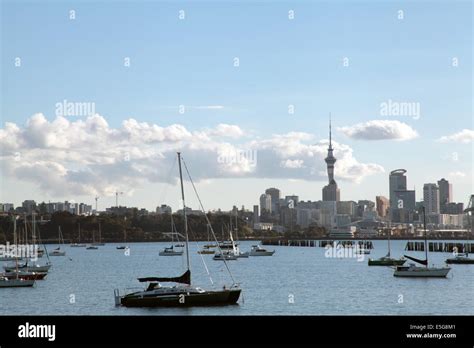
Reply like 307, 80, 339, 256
0, 0, 472, 211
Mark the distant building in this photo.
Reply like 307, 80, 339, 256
320, 201, 337, 228
337, 201, 356, 217
0, 203, 14, 213
423, 183, 440, 214
295, 201, 320, 228
389, 169, 407, 209
437, 178, 452, 213
445, 202, 464, 215
22, 200, 37, 214
260, 193, 272, 214
253, 205, 259, 224
376, 196, 390, 218
265, 188, 281, 215
156, 204, 172, 214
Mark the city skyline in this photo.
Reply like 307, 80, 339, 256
1, 1, 472, 212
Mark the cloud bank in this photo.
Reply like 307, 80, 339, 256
338, 120, 418, 141
0, 113, 385, 197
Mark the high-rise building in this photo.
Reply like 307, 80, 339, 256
376, 196, 390, 217
437, 178, 452, 213
265, 188, 281, 214
284, 195, 299, 208
389, 169, 407, 208
322, 117, 340, 202
423, 183, 440, 214
253, 205, 259, 224
260, 193, 272, 214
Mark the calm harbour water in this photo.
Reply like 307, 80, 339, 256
1, 240, 473, 315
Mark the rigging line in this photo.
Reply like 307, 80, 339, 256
181, 157, 237, 285
186, 219, 214, 286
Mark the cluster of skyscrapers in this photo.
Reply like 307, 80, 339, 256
253, 121, 467, 235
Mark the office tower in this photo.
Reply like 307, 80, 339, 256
437, 178, 452, 213
423, 183, 440, 214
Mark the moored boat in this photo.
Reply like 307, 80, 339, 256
249, 245, 275, 256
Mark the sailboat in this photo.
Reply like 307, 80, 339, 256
394, 207, 450, 277
0, 216, 36, 288
114, 152, 241, 307
49, 226, 66, 256
368, 229, 405, 266
213, 226, 242, 260
92, 222, 105, 246
86, 229, 99, 250
198, 225, 216, 254
117, 224, 128, 250
446, 201, 474, 264
159, 214, 184, 256
71, 223, 86, 247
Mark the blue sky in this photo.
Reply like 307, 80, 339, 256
1, 0, 472, 211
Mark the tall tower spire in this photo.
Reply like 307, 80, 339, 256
329, 113, 332, 150
322, 113, 340, 201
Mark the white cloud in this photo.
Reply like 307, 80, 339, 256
0, 113, 385, 197
438, 129, 474, 144
448, 171, 466, 178
208, 124, 244, 138
280, 159, 304, 169
193, 105, 224, 110
338, 120, 418, 141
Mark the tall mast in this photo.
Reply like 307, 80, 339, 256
177, 152, 190, 271
387, 229, 391, 257
422, 206, 428, 267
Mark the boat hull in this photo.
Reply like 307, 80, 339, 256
368, 258, 406, 266
445, 257, 474, 264
159, 252, 184, 256
394, 267, 450, 277
0, 278, 36, 288
120, 288, 241, 308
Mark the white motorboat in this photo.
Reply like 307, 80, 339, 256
249, 245, 275, 256
159, 246, 184, 256
213, 251, 238, 261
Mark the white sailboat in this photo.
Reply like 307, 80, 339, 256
71, 223, 86, 247
0, 216, 36, 288
50, 226, 66, 256
394, 207, 450, 278
159, 215, 184, 256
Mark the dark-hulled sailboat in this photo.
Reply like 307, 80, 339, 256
368, 229, 405, 266
114, 152, 241, 307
